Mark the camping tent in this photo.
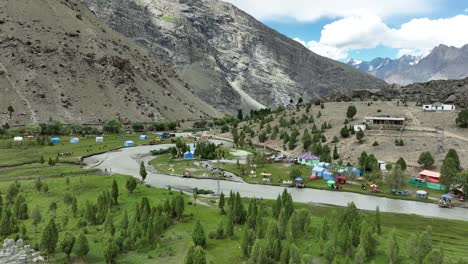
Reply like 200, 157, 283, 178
139, 135, 148, 140
323, 170, 334, 181
96, 137, 104, 142
70, 138, 80, 144
327, 180, 336, 188
184, 151, 194, 159
310, 174, 318, 180
312, 167, 326, 177
294, 177, 303, 182
13, 137, 23, 142
124, 140, 135, 147
51, 137, 60, 143
415, 190, 427, 198
344, 167, 361, 177
317, 162, 331, 169
297, 154, 320, 166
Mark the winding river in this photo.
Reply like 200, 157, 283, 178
83, 143, 468, 221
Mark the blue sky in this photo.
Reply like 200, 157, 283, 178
227, 0, 468, 62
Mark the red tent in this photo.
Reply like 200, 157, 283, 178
336, 176, 347, 184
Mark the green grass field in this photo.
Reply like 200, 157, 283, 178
0, 134, 173, 167
0, 175, 467, 263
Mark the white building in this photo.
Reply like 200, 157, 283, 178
353, 124, 367, 132
423, 102, 455, 111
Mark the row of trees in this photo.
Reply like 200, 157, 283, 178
185, 190, 464, 264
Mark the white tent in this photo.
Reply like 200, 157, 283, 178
13, 137, 23, 142
96, 137, 104, 142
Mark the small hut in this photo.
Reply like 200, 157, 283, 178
70, 138, 80, 144
96, 136, 104, 142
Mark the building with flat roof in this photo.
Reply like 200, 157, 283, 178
364, 116, 405, 129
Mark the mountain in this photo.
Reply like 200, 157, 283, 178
348, 44, 468, 85
0, 0, 219, 126
81, 0, 387, 113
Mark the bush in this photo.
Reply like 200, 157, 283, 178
456, 109, 468, 128
372, 141, 379, 146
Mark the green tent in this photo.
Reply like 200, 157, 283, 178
327, 180, 336, 188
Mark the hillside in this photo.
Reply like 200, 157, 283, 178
348, 44, 468, 85
82, 0, 388, 113
399, 78, 468, 108
215, 100, 468, 173
0, 0, 219, 126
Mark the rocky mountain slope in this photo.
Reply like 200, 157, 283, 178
399, 77, 468, 108
348, 44, 468, 85
82, 0, 387, 113
0, 0, 219, 126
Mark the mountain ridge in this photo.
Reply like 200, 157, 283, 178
348, 44, 468, 85
82, 0, 388, 113
0, 0, 220, 126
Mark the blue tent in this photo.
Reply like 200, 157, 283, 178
318, 162, 332, 169
70, 138, 80, 144
345, 167, 361, 177
184, 151, 194, 159
139, 135, 148, 140
323, 170, 335, 181
51, 137, 60, 143
312, 167, 326, 177
441, 194, 453, 200
294, 177, 303, 182
124, 140, 135, 147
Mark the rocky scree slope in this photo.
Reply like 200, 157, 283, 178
82, 0, 387, 113
0, 0, 219, 126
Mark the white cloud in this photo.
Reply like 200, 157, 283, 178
300, 14, 468, 59
225, 0, 434, 22
465, 8, 468, 12
294, 38, 348, 60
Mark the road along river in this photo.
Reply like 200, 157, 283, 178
83, 144, 468, 221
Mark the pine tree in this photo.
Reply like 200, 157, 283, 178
41, 218, 59, 259
34, 177, 43, 191
396, 157, 407, 171
216, 220, 224, 239
126, 177, 137, 194
356, 129, 365, 143
289, 243, 301, 264
272, 195, 282, 218
387, 229, 400, 264
60, 232, 76, 259
103, 238, 119, 264
185, 244, 207, 264
240, 228, 250, 257
346, 105, 357, 120
74, 232, 89, 257
111, 179, 119, 205
354, 245, 366, 264
39, 155, 45, 164
139, 161, 147, 182
423, 249, 444, 264
120, 210, 129, 235
71, 197, 78, 216
218, 192, 225, 214
445, 149, 461, 170
358, 220, 377, 259
31, 206, 42, 232
104, 213, 115, 236
333, 145, 340, 160
192, 220, 206, 247
226, 213, 235, 239
375, 206, 381, 235
246, 198, 257, 229
418, 152, 434, 169
323, 240, 336, 264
